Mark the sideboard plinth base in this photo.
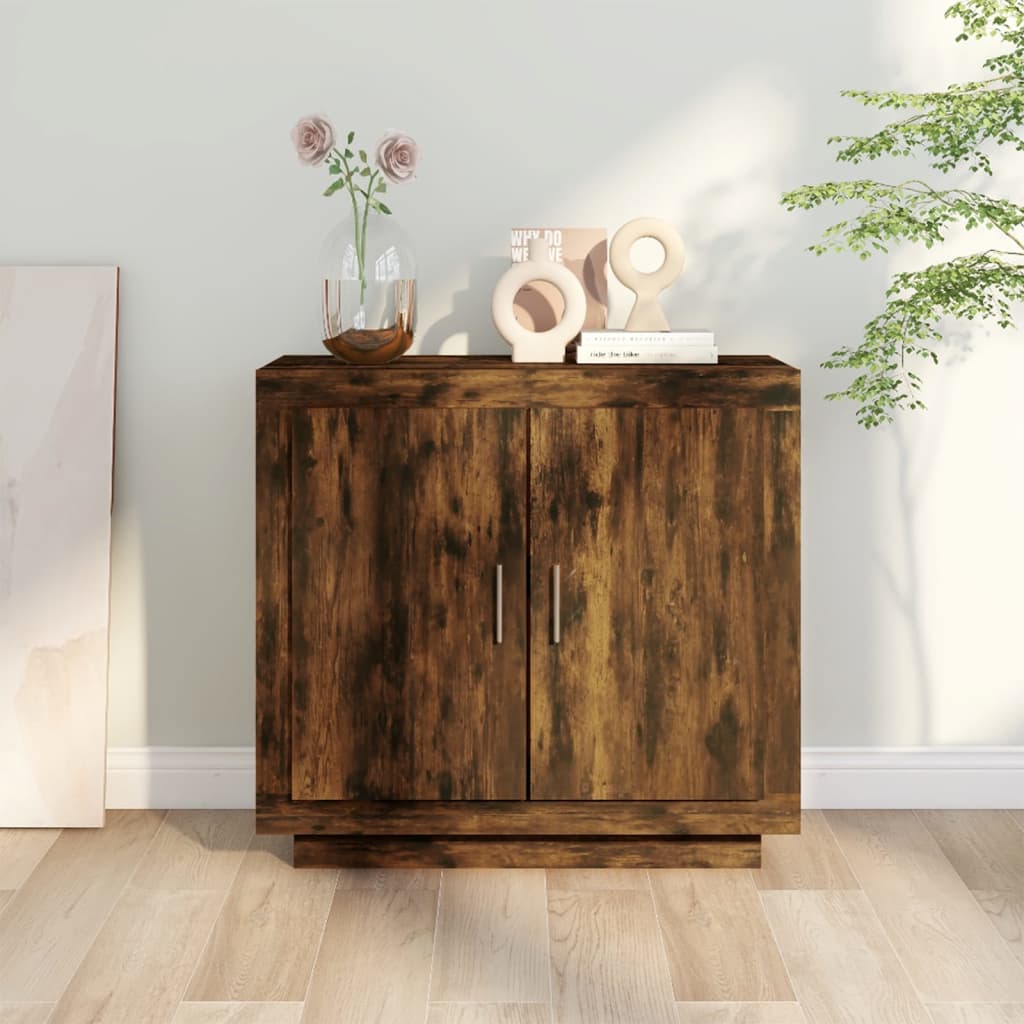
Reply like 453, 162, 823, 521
292, 834, 761, 869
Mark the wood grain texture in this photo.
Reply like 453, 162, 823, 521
48, 888, 221, 1024
762, 890, 929, 1024
0, 1008, 55, 1024
257, 794, 799, 836
760, 410, 800, 799
336, 867, 441, 890
918, 811, 1024, 890
674, 1005, 806, 1024
548, 888, 675, 1024
185, 836, 336, 1002
293, 836, 761, 869
650, 870, 793, 1001
530, 407, 765, 801
545, 869, 650, 890
926, 1007, 1024, 1024
0, 830, 60, 888
0, 893, 10, 915
301, 888, 436, 1024
172, 1007, 303, 1024
130, 810, 253, 890
752, 811, 858, 890
920, 811, 1024, 968
426, 1005, 550, 1024
827, 810, 1024, 1001
290, 406, 527, 801
973, 889, 1024, 969
0, 809, 164, 1002
430, 870, 548, 1002
256, 355, 801, 411
255, 404, 292, 798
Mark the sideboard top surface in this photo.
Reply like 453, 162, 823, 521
256, 354, 800, 409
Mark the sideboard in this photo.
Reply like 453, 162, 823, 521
255, 355, 800, 868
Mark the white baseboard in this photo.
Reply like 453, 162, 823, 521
106, 746, 1024, 810
106, 747, 255, 810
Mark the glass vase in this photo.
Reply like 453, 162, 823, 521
320, 213, 416, 364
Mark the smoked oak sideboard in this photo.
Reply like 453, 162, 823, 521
255, 354, 800, 868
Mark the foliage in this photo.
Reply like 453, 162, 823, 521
782, 0, 1024, 427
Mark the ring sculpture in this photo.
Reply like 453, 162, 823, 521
609, 217, 686, 331
492, 237, 587, 363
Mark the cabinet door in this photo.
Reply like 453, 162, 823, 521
290, 407, 527, 801
529, 408, 773, 801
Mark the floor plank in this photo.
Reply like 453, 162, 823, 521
1013, 811, 1024, 830
0, 1007, 55, 1024
926, 1007, 1024, 1024
674, 1005, 806, 1023
335, 867, 441, 890
752, 811, 859, 891
545, 869, 650, 891
918, 811, 1024, 890
548, 888, 675, 1024
301, 888, 437, 1024
185, 835, 337, 1002
0, 809, 165, 1002
650, 870, 793, 1001
430, 870, 548, 1003
919, 810, 1024, 970
48, 888, 221, 1024
827, 810, 1024, 1001
426, 1005, 551, 1024
130, 810, 253, 890
0, 893, 11, 915
0, 830, 61, 889
973, 889, 1024, 968
761, 890, 930, 1024
172, 1004, 304, 1024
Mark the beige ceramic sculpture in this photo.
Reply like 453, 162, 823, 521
492, 237, 587, 362
609, 217, 686, 331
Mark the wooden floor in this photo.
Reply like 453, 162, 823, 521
0, 811, 1022, 1022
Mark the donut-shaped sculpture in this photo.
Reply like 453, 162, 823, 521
609, 217, 686, 331
492, 237, 587, 363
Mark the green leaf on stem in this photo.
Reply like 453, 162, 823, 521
323, 177, 348, 197
347, 130, 355, 144
358, 149, 367, 162
377, 201, 392, 215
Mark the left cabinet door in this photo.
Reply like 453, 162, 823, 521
289, 406, 527, 801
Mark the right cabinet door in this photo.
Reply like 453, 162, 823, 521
530, 407, 782, 801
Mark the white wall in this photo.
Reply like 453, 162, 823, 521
1, 0, 1021, 750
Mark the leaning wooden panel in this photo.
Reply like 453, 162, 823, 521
256, 355, 800, 410
0, 266, 119, 827
529, 407, 765, 801
289, 407, 528, 801
256, 795, 799, 836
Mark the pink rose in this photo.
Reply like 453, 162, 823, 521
375, 132, 419, 184
291, 115, 336, 166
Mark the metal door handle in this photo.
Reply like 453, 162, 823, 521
495, 564, 503, 644
553, 564, 561, 644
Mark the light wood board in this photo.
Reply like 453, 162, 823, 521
752, 811, 859, 891
0, 809, 164, 1001
650, 870, 793, 1001
429, 870, 549, 1003
0, 265, 119, 827
185, 836, 336, 1002
548, 888, 675, 1024
827, 810, 1024, 1001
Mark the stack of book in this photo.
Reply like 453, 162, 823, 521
576, 330, 717, 365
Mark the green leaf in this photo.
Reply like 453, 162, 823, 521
375, 180, 387, 193
344, 148, 353, 159
347, 130, 355, 144
358, 149, 367, 162
323, 177, 349, 197
377, 201, 392, 215
360, 166, 370, 177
